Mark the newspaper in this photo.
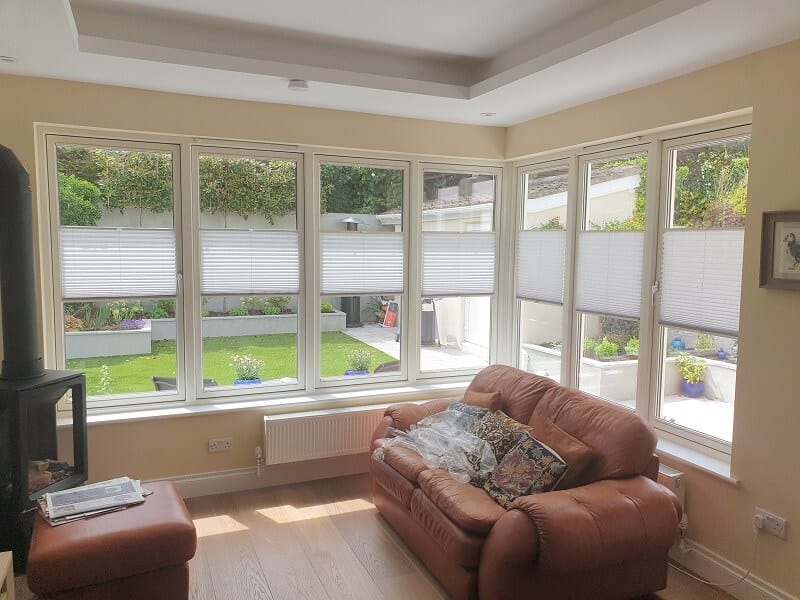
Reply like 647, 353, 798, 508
44, 477, 144, 520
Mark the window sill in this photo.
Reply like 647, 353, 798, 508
656, 437, 739, 485
56, 380, 468, 428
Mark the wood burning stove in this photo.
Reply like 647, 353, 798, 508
0, 145, 88, 571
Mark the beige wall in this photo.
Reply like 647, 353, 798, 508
2, 38, 800, 595
508, 40, 800, 596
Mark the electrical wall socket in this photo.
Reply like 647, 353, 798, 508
208, 437, 233, 453
755, 507, 787, 539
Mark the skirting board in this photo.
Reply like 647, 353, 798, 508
670, 540, 797, 600
145, 452, 371, 499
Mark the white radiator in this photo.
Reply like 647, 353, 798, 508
263, 406, 386, 465
658, 464, 686, 508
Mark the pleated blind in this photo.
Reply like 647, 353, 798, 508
660, 228, 744, 336
516, 230, 566, 304
60, 227, 176, 299
320, 232, 404, 295
200, 229, 300, 295
422, 232, 495, 296
575, 231, 644, 319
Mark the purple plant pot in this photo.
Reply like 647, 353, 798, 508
680, 379, 705, 398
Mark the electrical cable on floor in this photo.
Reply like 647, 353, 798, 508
668, 525, 759, 588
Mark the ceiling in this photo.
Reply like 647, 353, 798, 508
1, 0, 799, 126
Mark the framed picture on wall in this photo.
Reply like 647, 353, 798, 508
760, 211, 800, 290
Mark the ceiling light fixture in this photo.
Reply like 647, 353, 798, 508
0, 56, 16, 63
480, 112, 496, 117
288, 79, 309, 92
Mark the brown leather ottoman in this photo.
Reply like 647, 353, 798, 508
26, 481, 197, 600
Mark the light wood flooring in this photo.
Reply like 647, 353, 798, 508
15, 474, 732, 599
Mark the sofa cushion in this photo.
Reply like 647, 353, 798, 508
461, 390, 502, 412
447, 400, 490, 420
418, 469, 505, 535
410, 489, 487, 569
529, 413, 594, 490
466, 364, 561, 425
371, 453, 417, 507
483, 433, 569, 508
380, 444, 428, 483
472, 411, 526, 461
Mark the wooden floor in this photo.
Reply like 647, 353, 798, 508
15, 474, 732, 599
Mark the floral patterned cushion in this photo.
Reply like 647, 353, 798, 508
483, 433, 570, 509
471, 411, 526, 461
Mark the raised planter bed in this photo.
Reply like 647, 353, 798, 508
65, 320, 152, 359
149, 310, 347, 341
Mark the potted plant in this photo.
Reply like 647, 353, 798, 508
624, 336, 639, 357
675, 353, 706, 398
593, 337, 620, 360
344, 349, 372, 376
230, 354, 265, 385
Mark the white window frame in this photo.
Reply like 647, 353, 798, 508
512, 157, 576, 385
416, 162, 504, 380
313, 154, 411, 390
44, 133, 186, 409
190, 145, 307, 401
647, 125, 751, 455
511, 119, 751, 459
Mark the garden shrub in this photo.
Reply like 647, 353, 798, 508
594, 337, 619, 358
320, 302, 334, 313
262, 305, 281, 316
58, 173, 102, 226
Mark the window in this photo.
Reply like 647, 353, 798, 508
654, 134, 750, 444
516, 163, 569, 381
318, 160, 407, 383
51, 139, 181, 405
420, 169, 497, 374
197, 149, 302, 392
574, 152, 647, 407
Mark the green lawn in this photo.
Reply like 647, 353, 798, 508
67, 332, 396, 396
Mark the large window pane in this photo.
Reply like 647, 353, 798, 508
517, 165, 568, 380
419, 296, 490, 372
199, 153, 299, 390
576, 154, 646, 405
55, 144, 178, 400
658, 327, 736, 442
519, 301, 563, 381
657, 135, 749, 442
320, 163, 405, 382
420, 170, 495, 374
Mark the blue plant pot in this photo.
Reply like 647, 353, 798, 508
671, 337, 686, 351
716, 349, 729, 360
344, 370, 369, 376
680, 379, 704, 398
234, 378, 262, 385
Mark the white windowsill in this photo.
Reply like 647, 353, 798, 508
56, 380, 469, 428
656, 437, 739, 485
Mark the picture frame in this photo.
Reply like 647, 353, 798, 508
760, 211, 800, 290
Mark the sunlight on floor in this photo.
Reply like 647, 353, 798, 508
193, 514, 249, 538
257, 498, 374, 524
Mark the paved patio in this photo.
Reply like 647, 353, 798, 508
342, 323, 488, 372
617, 395, 733, 442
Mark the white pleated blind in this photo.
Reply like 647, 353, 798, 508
60, 227, 176, 299
660, 229, 744, 336
422, 232, 495, 296
200, 229, 299, 295
320, 232, 404, 295
575, 231, 644, 318
516, 230, 566, 304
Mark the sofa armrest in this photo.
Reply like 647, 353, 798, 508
370, 397, 457, 449
489, 476, 681, 574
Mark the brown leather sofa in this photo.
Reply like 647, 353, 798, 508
370, 365, 681, 600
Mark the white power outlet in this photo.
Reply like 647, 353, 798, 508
208, 437, 233, 453
755, 507, 787, 539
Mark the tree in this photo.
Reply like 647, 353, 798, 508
199, 157, 296, 222
320, 165, 403, 214
58, 173, 102, 226
55, 146, 103, 185
99, 150, 174, 219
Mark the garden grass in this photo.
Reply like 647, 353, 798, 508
67, 332, 395, 396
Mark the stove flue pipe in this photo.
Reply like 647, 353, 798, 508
0, 144, 44, 380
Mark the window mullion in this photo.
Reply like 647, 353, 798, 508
306, 151, 320, 392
